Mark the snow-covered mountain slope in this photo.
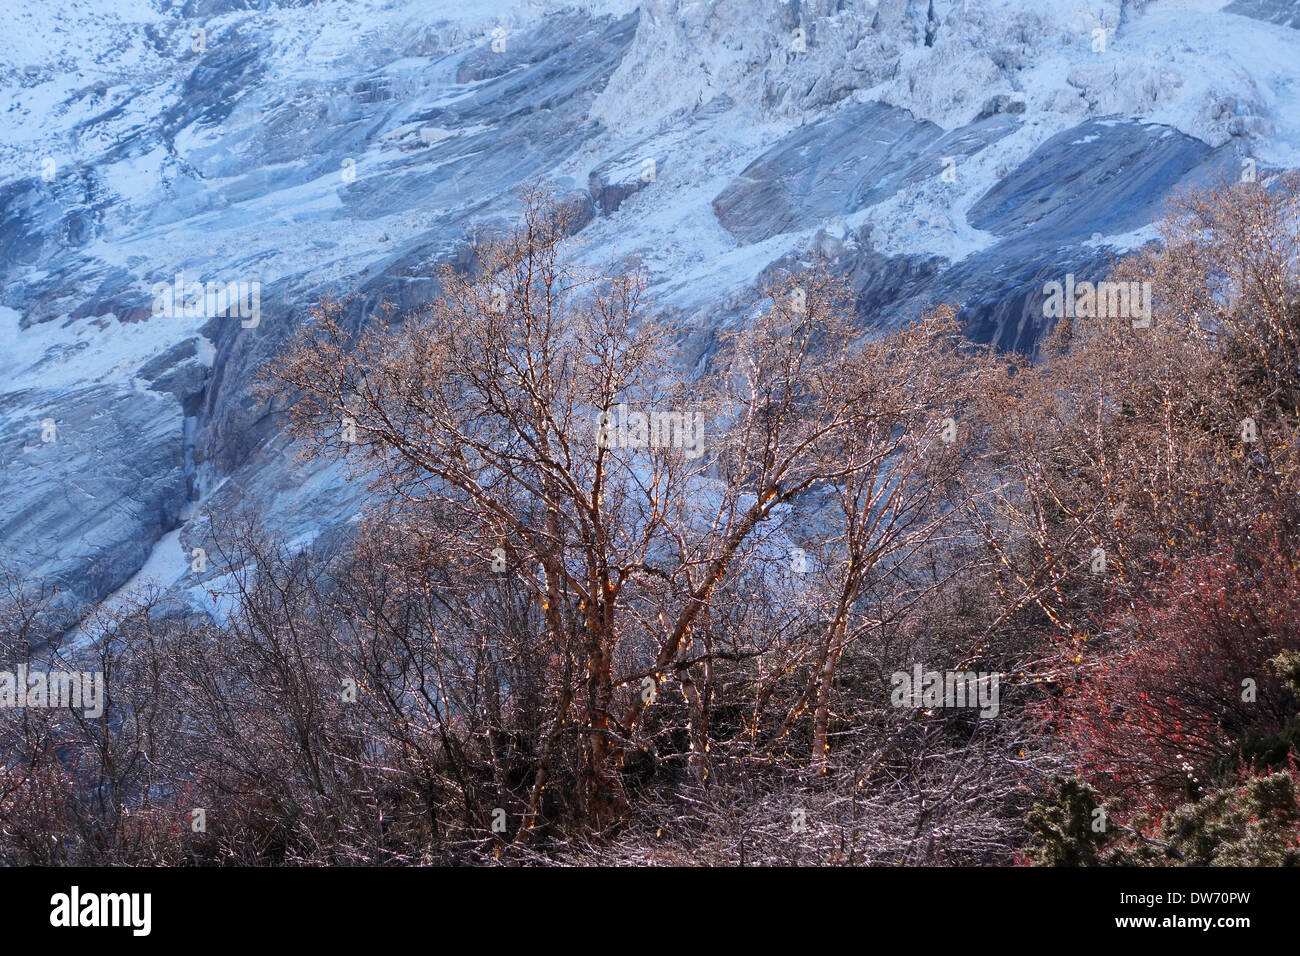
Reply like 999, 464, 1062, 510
1, 0, 1297, 625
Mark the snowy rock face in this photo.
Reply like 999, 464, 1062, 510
0, 0, 1297, 624
1226, 0, 1300, 29
712, 104, 1022, 243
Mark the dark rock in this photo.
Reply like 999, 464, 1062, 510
713, 101, 1018, 243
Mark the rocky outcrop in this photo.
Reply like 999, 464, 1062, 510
1225, 0, 1300, 29
0, 381, 187, 619
713, 102, 1019, 243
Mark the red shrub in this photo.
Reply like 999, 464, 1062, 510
1049, 528, 1300, 810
